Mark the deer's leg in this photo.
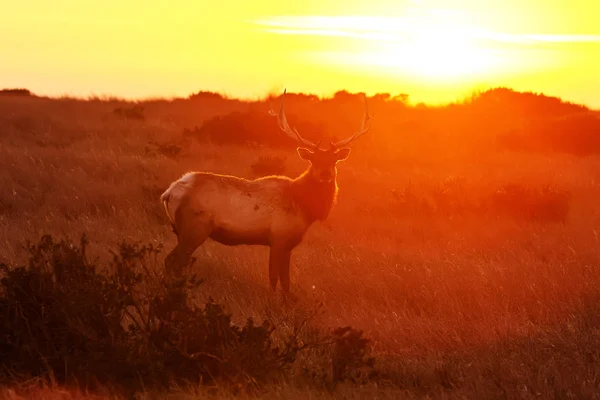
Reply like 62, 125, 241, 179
269, 244, 292, 293
268, 245, 280, 292
279, 250, 292, 294
165, 212, 212, 278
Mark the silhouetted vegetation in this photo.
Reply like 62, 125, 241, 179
0, 88, 32, 97
188, 90, 227, 101
183, 110, 324, 148
250, 155, 287, 177
392, 180, 571, 223
2, 86, 600, 398
468, 87, 588, 118
330, 327, 376, 385
0, 235, 377, 394
173, 87, 600, 157
497, 112, 600, 156
145, 140, 186, 159
488, 183, 571, 222
113, 105, 145, 121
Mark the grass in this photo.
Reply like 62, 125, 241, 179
1, 89, 600, 398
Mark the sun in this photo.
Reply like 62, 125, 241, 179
259, 12, 522, 86
377, 34, 500, 81
356, 19, 507, 82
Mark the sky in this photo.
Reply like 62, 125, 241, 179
1, 0, 600, 107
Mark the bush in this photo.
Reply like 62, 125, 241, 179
330, 327, 376, 385
0, 235, 301, 392
0, 88, 32, 97
144, 140, 186, 159
391, 180, 570, 223
250, 155, 287, 177
0, 235, 133, 386
488, 183, 571, 223
0, 235, 375, 395
184, 111, 323, 148
188, 90, 226, 101
496, 112, 600, 156
113, 106, 145, 121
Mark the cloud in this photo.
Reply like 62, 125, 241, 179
254, 16, 600, 45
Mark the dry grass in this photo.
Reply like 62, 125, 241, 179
1, 90, 600, 398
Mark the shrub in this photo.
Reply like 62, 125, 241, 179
0, 234, 374, 394
391, 181, 570, 223
391, 182, 434, 217
0, 235, 301, 392
188, 90, 226, 101
185, 111, 323, 148
331, 327, 376, 385
496, 112, 600, 156
250, 155, 286, 177
0, 235, 132, 386
391, 178, 477, 218
0, 88, 32, 97
488, 183, 571, 223
144, 140, 186, 159
113, 106, 145, 121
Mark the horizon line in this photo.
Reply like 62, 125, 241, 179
1, 85, 595, 110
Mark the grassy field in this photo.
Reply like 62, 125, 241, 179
1, 89, 600, 398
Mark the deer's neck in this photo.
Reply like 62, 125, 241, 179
291, 168, 338, 223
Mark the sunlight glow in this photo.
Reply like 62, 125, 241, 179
256, 13, 574, 82
1, 0, 600, 107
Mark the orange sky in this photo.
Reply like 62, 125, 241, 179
1, 0, 599, 107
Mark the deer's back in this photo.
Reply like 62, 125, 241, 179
166, 172, 309, 246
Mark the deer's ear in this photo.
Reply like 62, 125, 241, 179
334, 148, 351, 162
297, 147, 314, 161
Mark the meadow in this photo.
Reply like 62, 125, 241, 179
1, 88, 600, 399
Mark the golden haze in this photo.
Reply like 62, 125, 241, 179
1, 87, 600, 397
2, 0, 600, 397
1, 0, 600, 107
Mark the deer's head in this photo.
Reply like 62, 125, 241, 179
269, 89, 373, 184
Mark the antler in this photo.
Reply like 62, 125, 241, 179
330, 93, 373, 148
269, 89, 319, 150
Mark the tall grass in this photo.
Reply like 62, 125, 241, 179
1, 89, 600, 398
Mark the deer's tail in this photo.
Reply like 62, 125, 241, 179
160, 190, 177, 235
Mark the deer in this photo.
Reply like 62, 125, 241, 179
160, 89, 372, 294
